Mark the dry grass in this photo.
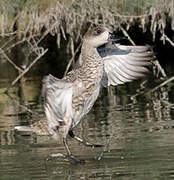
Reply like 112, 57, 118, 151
0, 0, 173, 41
0, 0, 172, 105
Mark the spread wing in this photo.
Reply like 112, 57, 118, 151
98, 44, 154, 87
42, 74, 73, 131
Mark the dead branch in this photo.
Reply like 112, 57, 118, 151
35, 20, 61, 47
0, 31, 23, 37
120, 27, 136, 45
26, 36, 45, 56
131, 75, 174, 99
153, 59, 167, 78
4, 48, 48, 93
161, 33, 174, 47
63, 41, 82, 77
5, 93, 34, 115
0, 35, 16, 49
5, 38, 26, 51
0, 48, 23, 73
149, 76, 174, 93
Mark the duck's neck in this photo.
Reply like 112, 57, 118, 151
76, 43, 103, 83
80, 43, 101, 66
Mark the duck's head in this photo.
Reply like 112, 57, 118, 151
83, 26, 120, 48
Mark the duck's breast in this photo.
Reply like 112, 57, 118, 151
71, 84, 101, 129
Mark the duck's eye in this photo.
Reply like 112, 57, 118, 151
96, 29, 101, 34
93, 28, 102, 35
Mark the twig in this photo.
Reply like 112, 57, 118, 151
26, 36, 44, 56
153, 59, 167, 78
35, 20, 60, 46
0, 35, 16, 49
60, 25, 67, 40
0, 31, 24, 37
149, 76, 174, 93
5, 93, 35, 115
63, 41, 82, 77
5, 38, 26, 51
120, 27, 136, 45
131, 75, 174, 99
161, 34, 174, 47
4, 48, 48, 93
97, 138, 110, 161
0, 48, 23, 73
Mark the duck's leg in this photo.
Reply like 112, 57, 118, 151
47, 136, 85, 164
68, 130, 103, 147
63, 137, 85, 164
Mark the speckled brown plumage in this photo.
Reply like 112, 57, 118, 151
15, 26, 154, 164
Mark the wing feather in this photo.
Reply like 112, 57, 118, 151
98, 44, 154, 87
42, 74, 73, 130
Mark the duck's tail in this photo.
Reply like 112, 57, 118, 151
14, 120, 52, 136
14, 126, 33, 132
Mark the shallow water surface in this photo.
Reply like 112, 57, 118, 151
0, 75, 174, 180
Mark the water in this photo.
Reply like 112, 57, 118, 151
1, 71, 174, 179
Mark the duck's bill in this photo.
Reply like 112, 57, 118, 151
108, 33, 126, 42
